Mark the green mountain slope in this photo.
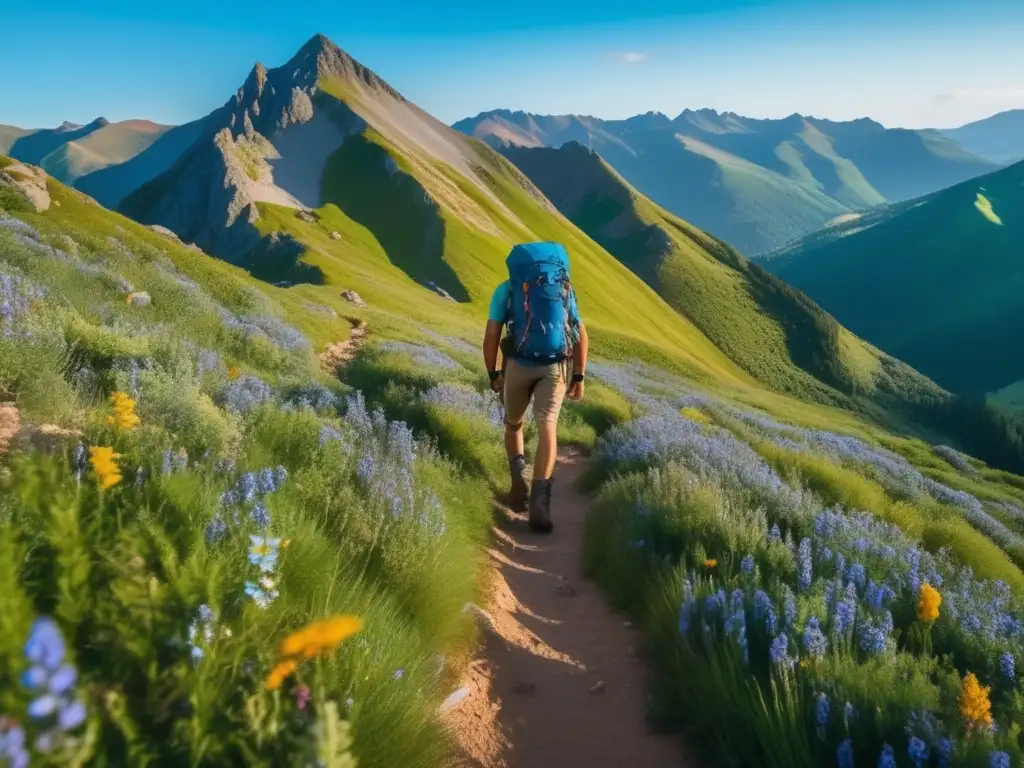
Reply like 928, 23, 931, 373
118, 34, 756, 391
454, 109, 997, 254
761, 159, 1024, 395
499, 141, 943, 409
941, 109, 1024, 165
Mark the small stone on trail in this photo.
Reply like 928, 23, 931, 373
555, 582, 578, 597
513, 681, 536, 695
590, 680, 607, 695
126, 291, 152, 307
341, 289, 367, 308
622, 620, 633, 628
330, 231, 342, 240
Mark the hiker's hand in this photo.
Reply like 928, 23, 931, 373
490, 374, 504, 393
567, 381, 585, 401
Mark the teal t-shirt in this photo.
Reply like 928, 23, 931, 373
487, 281, 581, 325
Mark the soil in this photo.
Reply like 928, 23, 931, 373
444, 450, 696, 768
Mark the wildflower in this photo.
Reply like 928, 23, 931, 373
858, 613, 890, 656
107, 391, 141, 430
802, 616, 828, 659
783, 588, 797, 629
866, 580, 896, 611
878, 744, 896, 768
845, 562, 866, 590
989, 752, 1010, 768
244, 577, 279, 609
280, 616, 363, 660
205, 515, 228, 545
917, 583, 941, 622
938, 738, 954, 768
753, 590, 778, 634
740, 555, 754, 576
815, 693, 829, 732
768, 523, 782, 544
769, 634, 793, 670
228, 365, 240, 380
833, 590, 857, 637
837, 738, 854, 768
704, 558, 717, 569
295, 685, 311, 711
89, 446, 122, 490
797, 538, 812, 592
393, 668, 405, 680
908, 736, 929, 767
188, 604, 216, 662
959, 672, 993, 731
21, 618, 87, 750
0, 719, 29, 768
265, 659, 298, 690
1000, 651, 1015, 681
248, 536, 285, 572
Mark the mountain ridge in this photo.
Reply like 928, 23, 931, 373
454, 107, 998, 254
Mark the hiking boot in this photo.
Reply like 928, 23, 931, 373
508, 455, 529, 512
528, 477, 554, 533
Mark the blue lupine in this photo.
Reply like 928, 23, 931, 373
797, 538, 813, 592
423, 384, 504, 428
803, 616, 828, 659
866, 580, 896, 611
845, 562, 866, 590
769, 634, 793, 670
908, 736, 929, 767
753, 590, 778, 634
21, 618, 87, 751
768, 523, 782, 544
0, 722, 28, 768
319, 424, 346, 448
988, 752, 1010, 768
815, 693, 829, 731
205, 515, 228, 544
837, 738, 854, 768
938, 739, 954, 768
740, 555, 755, 576
833, 591, 857, 637
858, 614, 889, 656
379, 341, 459, 370
250, 502, 270, 529
783, 588, 797, 629
1000, 651, 1015, 681
218, 374, 273, 413
878, 744, 896, 768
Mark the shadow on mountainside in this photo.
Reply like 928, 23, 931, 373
321, 133, 470, 303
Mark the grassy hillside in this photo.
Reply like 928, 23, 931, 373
499, 142, 944, 411
455, 109, 997, 254
761, 159, 1024, 396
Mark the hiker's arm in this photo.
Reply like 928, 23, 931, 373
568, 322, 588, 401
573, 322, 588, 375
483, 320, 503, 391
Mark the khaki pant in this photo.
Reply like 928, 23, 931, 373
502, 358, 568, 427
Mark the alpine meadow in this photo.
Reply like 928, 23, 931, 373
2, 19, 1024, 768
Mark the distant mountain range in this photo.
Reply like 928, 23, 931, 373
0, 33, 952, 416
759, 158, 1024, 396
454, 109, 1002, 254
941, 109, 1024, 165
0, 118, 172, 186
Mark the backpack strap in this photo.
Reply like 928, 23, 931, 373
514, 280, 534, 355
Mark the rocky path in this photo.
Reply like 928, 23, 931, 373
445, 450, 694, 768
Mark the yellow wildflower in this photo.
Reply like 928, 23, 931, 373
227, 365, 240, 381
280, 615, 364, 660
89, 446, 122, 490
959, 672, 993, 731
681, 406, 711, 425
265, 659, 298, 691
917, 583, 941, 623
107, 391, 140, 430
704, 559, 718, 569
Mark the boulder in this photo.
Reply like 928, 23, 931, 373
149, 224, 183, 243
296, 209, 318, 223
0, 161, 51, 212
126, 291, 152, 307
341, 289, 367, 308
330, 231, 342, 240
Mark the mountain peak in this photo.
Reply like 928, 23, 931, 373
283, 33, 399, 98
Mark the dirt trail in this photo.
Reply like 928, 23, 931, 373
445, 450, 695, 768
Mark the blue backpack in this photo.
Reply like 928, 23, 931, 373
504, 242, 579, 363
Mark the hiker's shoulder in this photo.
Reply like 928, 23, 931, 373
491, 280, 511, 299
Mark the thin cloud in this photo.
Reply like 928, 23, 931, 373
930, 93, 957, 105
617, 51, 648, 65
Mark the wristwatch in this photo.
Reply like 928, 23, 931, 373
571, 373, 585, 384
488, 370, 501, 382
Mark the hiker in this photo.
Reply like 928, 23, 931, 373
482, 242, 589, 533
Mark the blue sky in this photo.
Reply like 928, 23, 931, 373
2, 0, 1022, 130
